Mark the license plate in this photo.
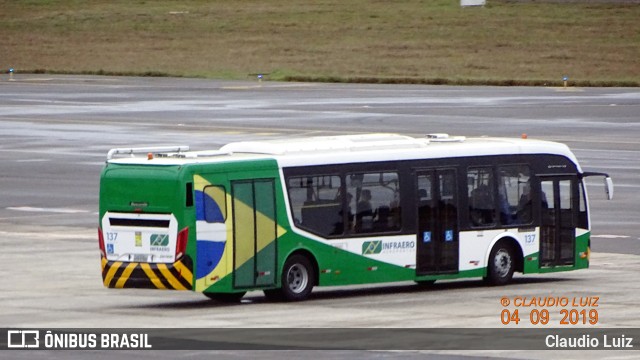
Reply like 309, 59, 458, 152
133, 254, 148, 262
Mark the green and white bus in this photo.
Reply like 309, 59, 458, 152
98, 133, 613, 302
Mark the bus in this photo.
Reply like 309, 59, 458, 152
98, 133, 613, 302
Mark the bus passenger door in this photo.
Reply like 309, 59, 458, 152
539, 177, 577, 267
416, 169, 459, 275
231, 179, 278, 288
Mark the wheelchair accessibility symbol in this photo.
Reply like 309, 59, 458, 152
445, 230, 454, 242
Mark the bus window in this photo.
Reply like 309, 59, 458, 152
578, 182, 588, 229
347, 172, 400, 234
498, 165, 532, 225
203, 185, 227, 223
287, 175, 343, 237
468, 167, 496, 227
417, 175, 432, 201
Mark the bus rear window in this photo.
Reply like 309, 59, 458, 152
109, 218, 170, 228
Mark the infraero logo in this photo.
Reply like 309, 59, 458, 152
7, 330, 39, 348
362, 241, 382, 255
150, 234, 169, 246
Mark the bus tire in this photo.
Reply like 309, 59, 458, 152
280, 254, 315, 301
204, 291, 246, 303
485, 242, 515, 286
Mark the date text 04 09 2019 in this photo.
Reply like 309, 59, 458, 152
500, 296, 600, 326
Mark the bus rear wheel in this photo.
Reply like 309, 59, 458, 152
279, 254, 315, 301
485, 242, 515, 286
204, 291, 246, 303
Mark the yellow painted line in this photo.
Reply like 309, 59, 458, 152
174, 261, 193, 285
140, 263, 167, 289
103, 261, 122, 287
157, 264, 187, 290
115, 262, 138, 288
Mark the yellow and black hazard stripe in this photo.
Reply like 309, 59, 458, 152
101, 255, 193, 290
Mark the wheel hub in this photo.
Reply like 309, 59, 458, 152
494, 249, 512, 277
287, 264, 309, 294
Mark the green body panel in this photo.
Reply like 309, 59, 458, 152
523, 253, 540, 274
574, 231, 590, 270
280, 232, 416, 286
536, 231, 590, 273
230, 179, 278, 288
253, 179, 278, 286
99, 164, 186, 215
523, 231, 590, 274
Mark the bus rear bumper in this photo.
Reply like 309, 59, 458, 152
100, 255, 193, 290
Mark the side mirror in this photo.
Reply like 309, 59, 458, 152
582, 172, 614, 201
605, 176, 614, 201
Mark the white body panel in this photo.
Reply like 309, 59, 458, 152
101, 212, 178, 263
108, 135, 582, 174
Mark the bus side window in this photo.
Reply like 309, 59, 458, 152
498, 165, 532, 225
203, 185, 227, 223
348, 171, 400, 234
578, 182, 588, 229
468, 167, 496, 227
287, 175, 343, 237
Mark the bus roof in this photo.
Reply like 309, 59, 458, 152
106, 133, 581, 171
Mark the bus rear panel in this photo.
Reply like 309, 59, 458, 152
99, 164, 193, 290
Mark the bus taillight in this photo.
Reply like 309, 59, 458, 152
176, 227, 188, 260
98, 227, 106, 258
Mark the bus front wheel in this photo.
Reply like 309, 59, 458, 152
280, 254, 315, 301
485, 242, 515, 286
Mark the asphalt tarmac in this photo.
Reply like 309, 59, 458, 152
0, 75, 638, 359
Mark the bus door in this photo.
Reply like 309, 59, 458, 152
231, 179, 278, 288
416, 169, 459, 275
539, 177, 577, 267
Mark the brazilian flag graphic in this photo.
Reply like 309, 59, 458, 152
362, 241, 382, 255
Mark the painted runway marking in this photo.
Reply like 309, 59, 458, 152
591, 234, 631, 239
6, 206, 90, 214
14, 159, 49, 163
